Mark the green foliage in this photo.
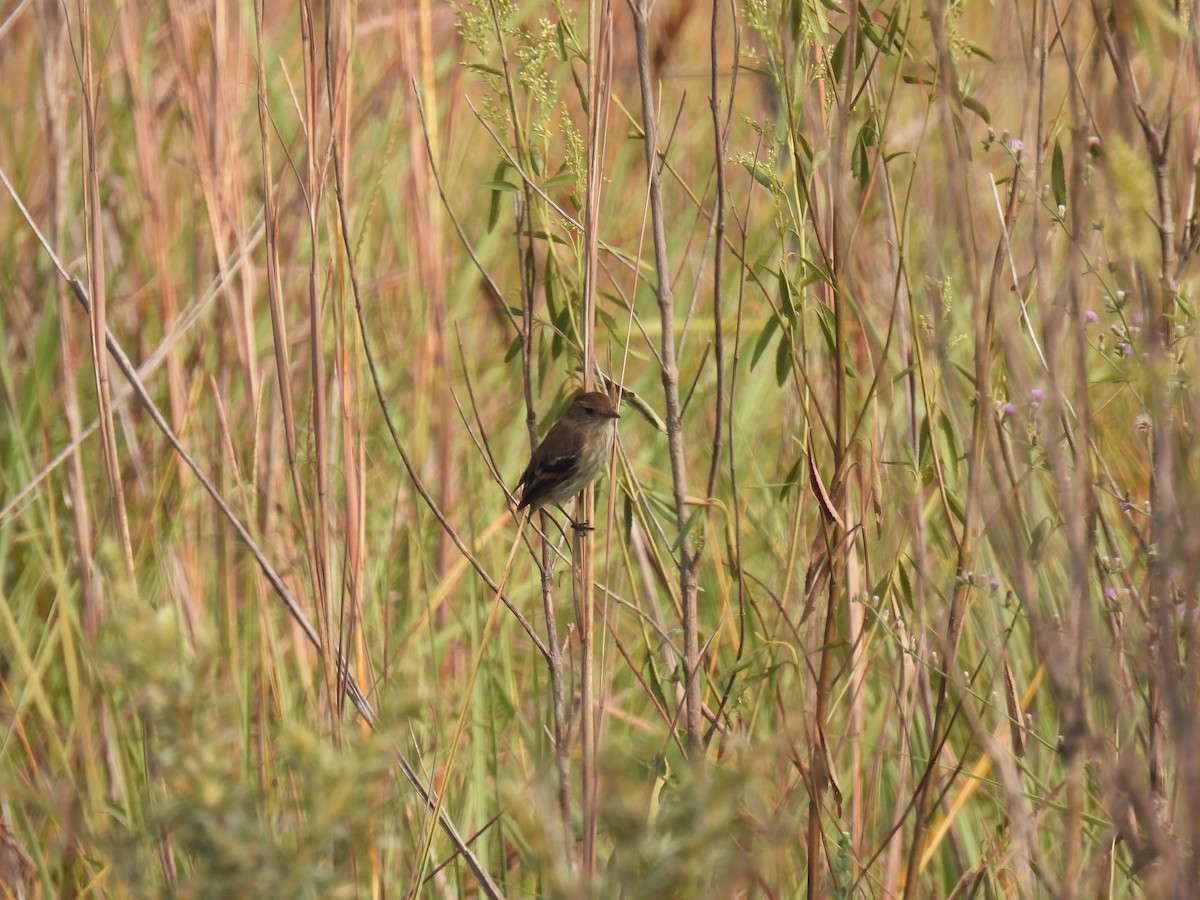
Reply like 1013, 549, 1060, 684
91, 611, 400, 899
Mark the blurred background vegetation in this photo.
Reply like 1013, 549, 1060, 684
1, 0, 1198, 895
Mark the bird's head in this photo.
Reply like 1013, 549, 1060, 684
566, 391, 621, 425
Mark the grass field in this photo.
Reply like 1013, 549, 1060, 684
2, 0, 1198, 895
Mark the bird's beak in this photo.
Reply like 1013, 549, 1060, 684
609, 409, 621, 419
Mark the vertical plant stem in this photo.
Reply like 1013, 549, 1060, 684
327, 1, 367, 732
703, 0, 728, 501
538, 510, 573, 852
630, 0, 703, 754
78, 0, 135, 584
580, 0, 612, 870
806, 5, 858, 890
299, 0, 337, 736
43, 0, 100, 640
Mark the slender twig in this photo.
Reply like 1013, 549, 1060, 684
79, 0, 136, 584
298, 0, 338, 737
705, 130, 759, 746
703, 0, 735, 501
630, 0, 703, 754
579, 0, 614, 871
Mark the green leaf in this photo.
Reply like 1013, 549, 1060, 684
778, 267, 797, 320
779, 454, 803, 500
882, 8, 904, 51
814, 301, 837, 359
545, 255, 560, 323
938, 410, 960, 462
464, 62, 504, 77
1051, 139, 1067, 209
543, 170, 577, 189
537, 332, 550, 391
597, 305, 619, 336
959, 39, 994, 61
504, 334, 523, 362
946, 489, 965, 526
488, 194, 502, 233
550, 288, 570, 359
555, 20, 568, 61
962, 94, 991, 125
644, 650, 668, 710
870, 572, 892, 607
861, 17, 886, 50
730, 655, 759, 675
860, 115, 878, 148
486, 161, 511, 234
898, 562, 913, 609
854, 117, 883, 189
530, 229, 570, 246
750, 316, 780, 370
796, 132, 814, 164
671, 508, 703, 554
799, 255, 832, 288
789, 0, 803, 42
775, 328, 791, 386
605, 244, 657, 275
830, 31, 847, 79
741, 158, 775, 191
853, 129, 870, 188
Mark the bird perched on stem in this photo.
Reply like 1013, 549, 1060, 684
517, 391, 620, 530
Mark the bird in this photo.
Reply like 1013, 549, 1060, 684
516, 390, 620, 530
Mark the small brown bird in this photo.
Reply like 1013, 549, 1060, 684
517, 391, 620, 528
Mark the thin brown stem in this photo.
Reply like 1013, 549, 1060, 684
630, 0, 703, 755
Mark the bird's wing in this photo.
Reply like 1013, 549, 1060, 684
535, 451, 579, 476
517, 448, 579, 510
518, 443, 577, 488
